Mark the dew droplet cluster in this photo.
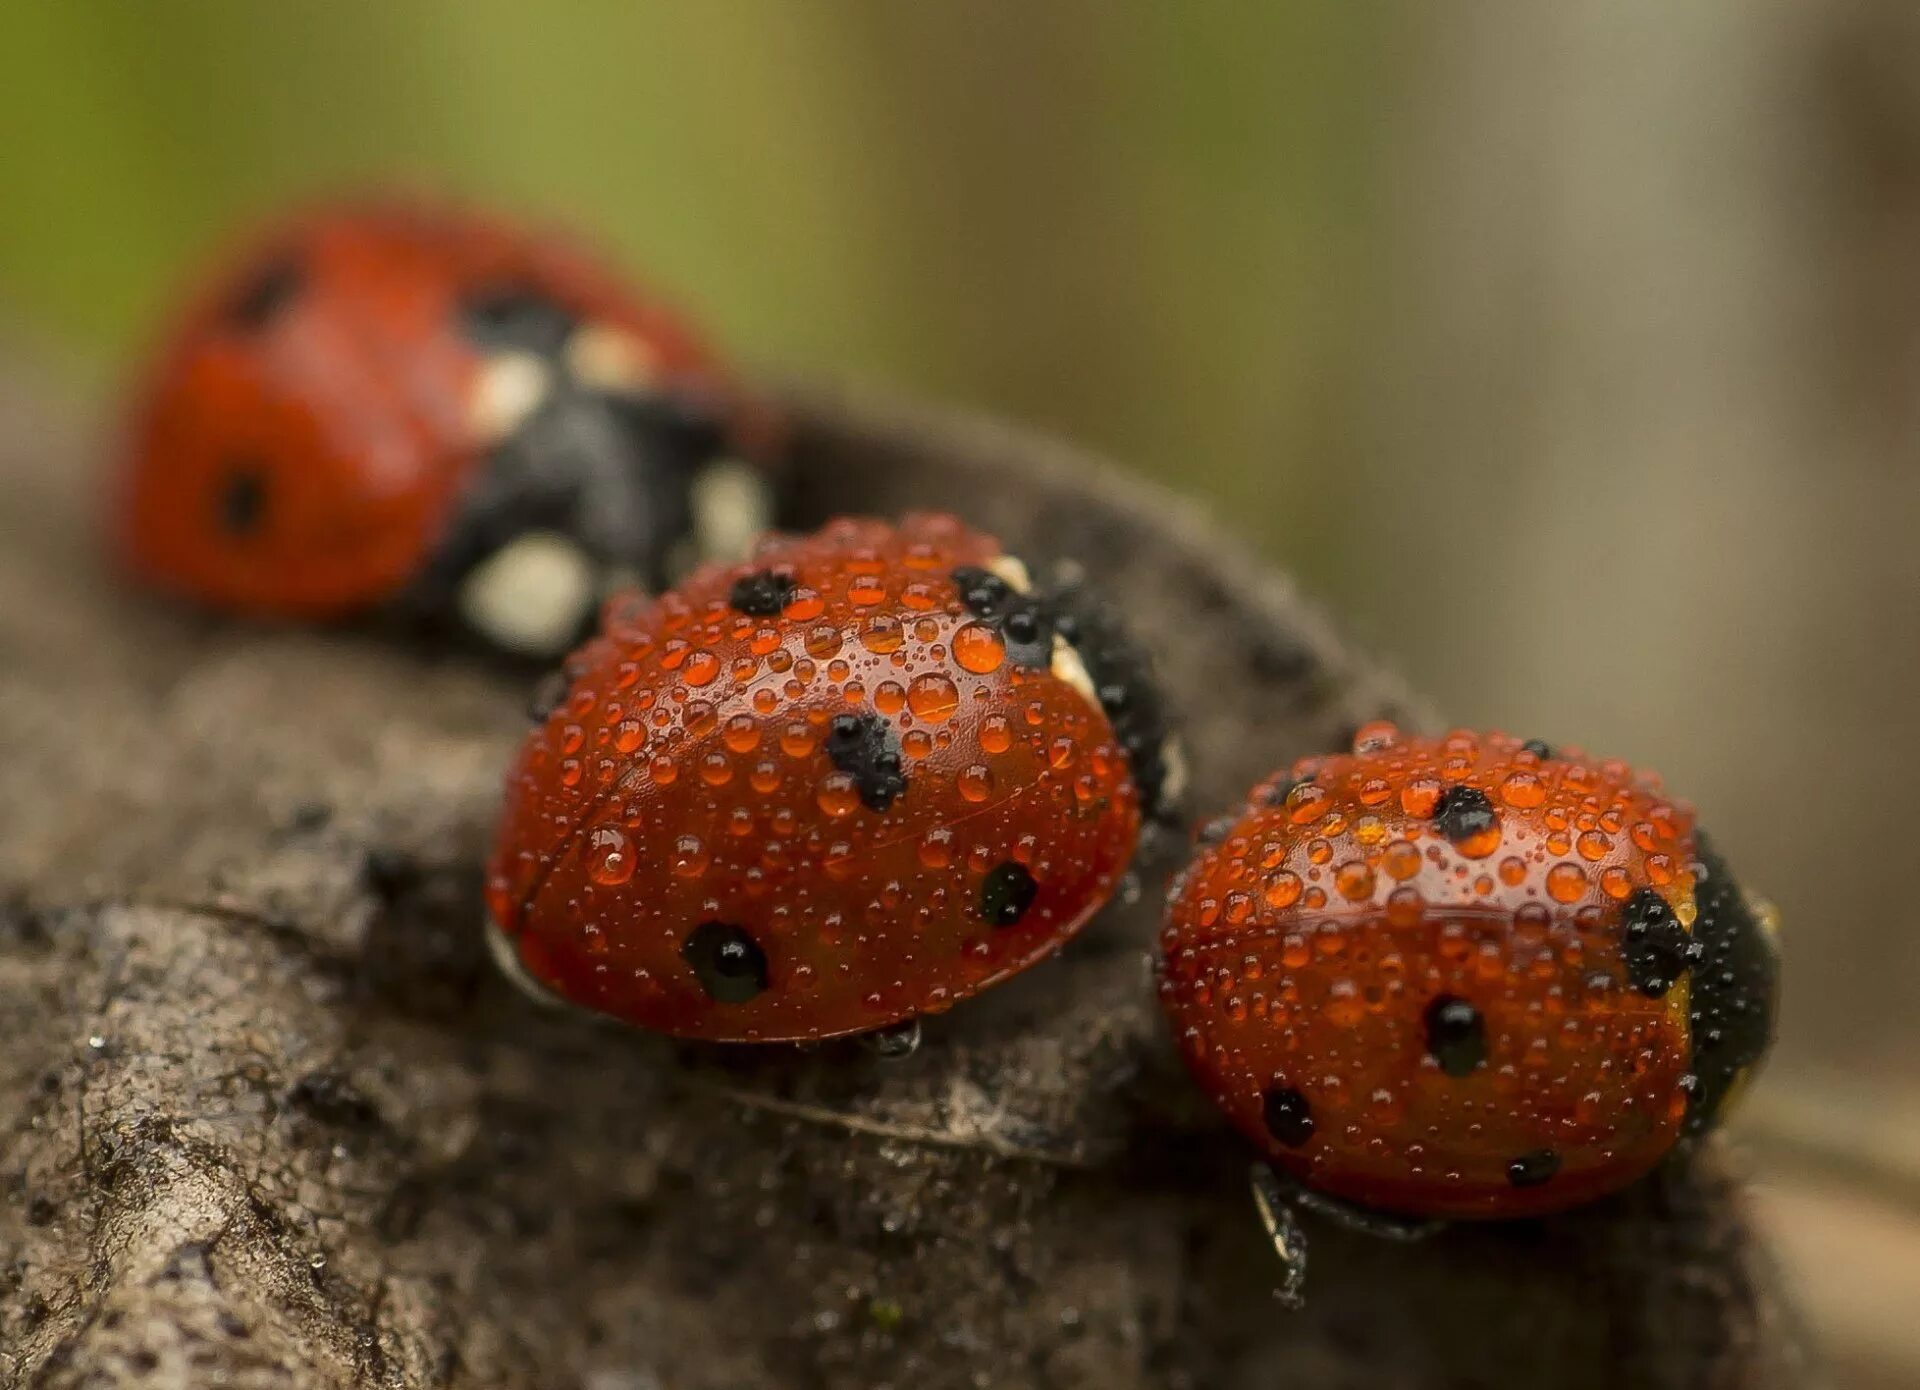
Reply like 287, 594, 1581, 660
486, 513, 1143, 1042
1158, 722, 1748, 1219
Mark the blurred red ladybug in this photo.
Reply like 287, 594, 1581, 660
116, 199, 773, 657
1160, 723, 1777, 1299
486, 513, 1179, 1043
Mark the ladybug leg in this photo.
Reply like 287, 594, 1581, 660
858, 1018, 922, 1060
1286, 1176, 1445, 1243
1248, 1164, 1309, 1310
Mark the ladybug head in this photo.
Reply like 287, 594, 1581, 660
402, 278, 747, 658
117, 203, 766, 659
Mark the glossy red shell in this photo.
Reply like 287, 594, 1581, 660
487, 514, 1143, 1042
116, 199, 732, 618
1159, 724, 1706, 1219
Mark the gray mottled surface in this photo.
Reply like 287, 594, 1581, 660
0, 369, 1817, 1388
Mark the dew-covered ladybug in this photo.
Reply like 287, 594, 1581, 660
486, 513, 1179, 1042
116, 199, 772, 658
1159, 723, 1777, 1298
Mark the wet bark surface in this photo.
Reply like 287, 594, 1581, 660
0, 370, 1818, 1388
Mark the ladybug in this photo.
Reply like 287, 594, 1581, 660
1159, 723, 1777, 1299
484, 513, 1179, 1043
116, 199, 771, 658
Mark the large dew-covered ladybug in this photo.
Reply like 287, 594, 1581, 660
1160, 724, 1777, 1295
116, 199, 769, 658
486, 513, 1178, 1043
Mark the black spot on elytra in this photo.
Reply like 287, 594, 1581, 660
1680, 832, 1778, 1135
951, 566, 1055, 669
527, 669, 571, 722
979, 862, 1039, 926
729, 569, 796, 617
457, 284, 577, 357
1423, 995, 1487, 1077
681, 922, 768, 1004
1431, 785, 1498, 844
1520, 738, 1556, 759
1262, 1087, 1315, 1147
226, 255, 303, 330
216, 465, 267, 537
1507, 1149, 1560, 1188
1622, 888, 1697, 998
825, 713, 907, 812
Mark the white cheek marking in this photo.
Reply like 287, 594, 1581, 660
568, 323, 660, 394
987, 554, 1034, 593
467, 351, 551, 444
457, 531, 597, 658
1049, 634, 1098, 707
691, 459, 774, 565
485, 914, 571, 1011
1157, 738, 1189, 806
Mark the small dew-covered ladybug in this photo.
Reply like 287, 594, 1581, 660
1160, 723, 1777, 1233
485, 513, 1178, 1042
117, 199, 770, 657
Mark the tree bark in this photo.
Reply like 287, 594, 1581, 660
0, 373, 1818, 1388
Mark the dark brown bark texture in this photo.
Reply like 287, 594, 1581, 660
0, 371, 1819, 1389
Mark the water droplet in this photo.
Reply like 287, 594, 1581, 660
860, 614, 904, 654
1265, 872, 1302, 909
980, 713, 1013, 755
1399, 778, 1443, 819
805, 624, 843, 659
1546, 862, 1588, 903
1334, 861, 1376, 901
1501, 770, 1546, 809
907, 673, 960, 724
671, 834, 709, 878
586, 825, 635, 886
919, 827, 955, 869
1382, 840, 1422, 881
953, 622, 1006, 674
1286, 783, 1331, 824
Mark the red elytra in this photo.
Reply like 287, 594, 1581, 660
115, 198, 753, 623
486, 514, 1146, 1042
1160, 723, 1777, 1220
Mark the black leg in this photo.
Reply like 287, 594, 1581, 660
1288, 1177, 1445, 1243
1248, 1165, 1309, 1310
859, 1018, 922, 1060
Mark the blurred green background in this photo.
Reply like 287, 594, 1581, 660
0, 2, 1383, 594
3, 5, 1920, 1380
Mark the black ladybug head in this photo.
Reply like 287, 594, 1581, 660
407, 283, 744, 659
1673, 832, 1779, 1137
